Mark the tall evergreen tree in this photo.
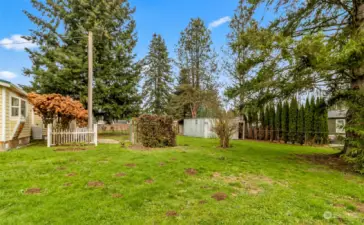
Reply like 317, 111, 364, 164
230, 0, 364, 171
224, 0, 255, 114
315, 97, 324, 144
270, 105, 276, 141
282, 101, 289, 143
275, 102, 282, 141
297, 106, 305, 145
310, 97, 316, 143
174, 18, 218, 118
24, 0, 140, 122
304, 98, 312, 144
142, 34, 173, 115
321, 99, 329, 144
289, 97, 298, 144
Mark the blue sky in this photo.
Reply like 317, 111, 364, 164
0, 0, 240, 86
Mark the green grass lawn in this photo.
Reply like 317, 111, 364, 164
0, 136, 363, 224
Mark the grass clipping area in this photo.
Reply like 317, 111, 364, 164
0, 136, 363, 224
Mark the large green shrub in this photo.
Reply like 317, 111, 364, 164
137, 114, 176, 148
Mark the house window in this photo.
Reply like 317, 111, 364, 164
11, 97, 19, 117
336, 119, 345, 134
21, 100, 27, 117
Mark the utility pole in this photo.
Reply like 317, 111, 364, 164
88, 31, 93, 130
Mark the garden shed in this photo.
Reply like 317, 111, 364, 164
183, 117, 245, 140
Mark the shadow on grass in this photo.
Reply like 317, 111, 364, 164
296, 153, 355, 173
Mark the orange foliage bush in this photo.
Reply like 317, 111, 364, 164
28, 93, 88, 128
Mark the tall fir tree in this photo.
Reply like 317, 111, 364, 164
142, 34, 173, 115
289, 97, 298, 144
174, 18, 218, 118
224, 0, 255, 114
24, 0, 140, 122
282, 101, 290, 143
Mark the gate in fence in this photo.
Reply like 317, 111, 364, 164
47, 124, 98, 147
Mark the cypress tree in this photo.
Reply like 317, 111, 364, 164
304, 98, 312, 144
289, 97, 298, 144
322, 100, 329, 144
297, 106, 305, 145
276, 102, 282, 141
310, 96, 316, 143
315, 97, 323, 144
264, 106, 270, 140
259, 107, 265, 140
271, 105, 276, 141
282, 101, 289, 143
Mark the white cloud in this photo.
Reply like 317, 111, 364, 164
0, 71, 17, 79
0, 35, 37, 51
208, 16, 231, 30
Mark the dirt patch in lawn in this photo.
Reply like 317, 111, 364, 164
25, 188, 41, 195
145, 179, 154, 184
185, 168, 197, 176
296, 154, 354, 172
212, 172, 274, 185
115, 173, 126, 177
334, 201, 364, 215
87, 181, 104, 188
112, 194, 123, 198
125, 163, 136, 168
211, 192, 228, 201
64, 183, 72, 187
246, 187, 263, 195
212, 172, 273, 195
56, 167, 67, 171
199, 200, 207, 204
66, 172, 77, 177
166, 211, 178, 217
159, 162, 166, 166
356, 202, 364, 213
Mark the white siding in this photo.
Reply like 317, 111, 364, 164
183, 118, 217, 138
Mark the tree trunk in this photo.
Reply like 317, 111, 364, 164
341, 3, 364, 154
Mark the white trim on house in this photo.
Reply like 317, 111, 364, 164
336, 119, 346, 134
9, 94, 27, 121
2, 88, 6, 141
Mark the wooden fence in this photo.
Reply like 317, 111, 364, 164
47, 124, 98, 147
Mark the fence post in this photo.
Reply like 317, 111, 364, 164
47, 124, 52, 147
94, 124, 98, 146
130, 120, 134, 144
242, 121, 245, 140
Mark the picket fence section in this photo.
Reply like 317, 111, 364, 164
47, 124, 98, 147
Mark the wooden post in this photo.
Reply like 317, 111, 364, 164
88, 31, 93, 130
242, 121, 245, 140
94, 124, 98, 146
47, 124, 52, 147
